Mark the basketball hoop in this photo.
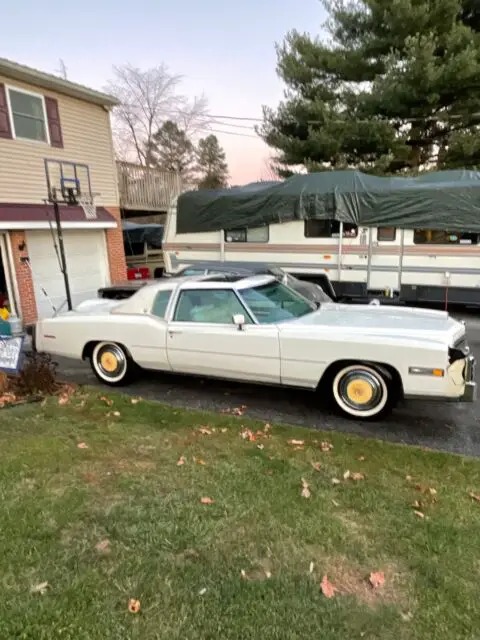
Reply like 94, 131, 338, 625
78, 193, 98, 220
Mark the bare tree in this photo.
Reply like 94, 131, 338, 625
105, 63, 209, 165
259, 155, 282, 182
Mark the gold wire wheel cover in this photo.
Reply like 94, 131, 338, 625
100, 351, 118, 373
345, 378, 374, 405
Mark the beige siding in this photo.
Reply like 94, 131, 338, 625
0, 74, 118, 206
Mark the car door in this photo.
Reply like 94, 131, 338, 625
166, 287, 281, 384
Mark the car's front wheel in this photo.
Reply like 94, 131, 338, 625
331, 364, 393, 420
90, 341, 135, 386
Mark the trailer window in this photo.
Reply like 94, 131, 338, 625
225, 227, 269, 243
413, 229, 480, 245
377, 227, 396, 242
304, 220, 358, 238
124, 241, 145, 256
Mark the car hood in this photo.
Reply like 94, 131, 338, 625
287, 303, 465, 345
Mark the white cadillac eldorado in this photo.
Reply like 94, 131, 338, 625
32, 274, 476, 420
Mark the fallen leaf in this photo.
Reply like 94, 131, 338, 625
198, 587, 207, 595
113, 411, 121, 417
240, 428, 256, 441
264, 423, 271, 432
232, 405, 247, 416
288, 439, 305, 446
240, 569, 247, 579
415, 483, 427, 493
177, 456, 186, 466
311, 462, 321, 472
256, 444, 265, 450
309, 561, 314, 574
199, 427, 212, 435
77, 442, 88, 449
220, 428, 228, 433
343, 470, 351, 480
469, 491, 480, 503
357, 456, 366, 461
128, 598, 141, 614
428, 487, 437, 496
193, 457, 206, 465
200, 497, 214, 505
414, 510, 425, 519
30, 581, 49, 595
320, 575, 336, 598
331, 478, 341, 485
100, 395, 113, 407
130, 397, 142, 405
351, 472, 365, 481
264, 569, 272, 579
369, 571, 385, 589
331, 499, 340, 506
58, 393, 70, 406
320, 441, 334, 452
405, 475, 413, 481
301, 478, 311, 498
95, 539, 111, 553
401, 611, 414, 622
412, 500, 422, 509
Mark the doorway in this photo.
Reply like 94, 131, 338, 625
0, 234, 18, 317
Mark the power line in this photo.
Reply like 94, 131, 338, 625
210, 119, 257, 131
198, 127, 260, 139
208, 114, 263, 122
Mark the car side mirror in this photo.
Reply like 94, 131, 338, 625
233, 313, 245, 330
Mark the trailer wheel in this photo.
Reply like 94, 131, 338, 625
90, 341, 136, 386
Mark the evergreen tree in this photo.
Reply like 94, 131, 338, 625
196, 135, 229, 189
260, 0, 480, 174
150, 120, 196, 180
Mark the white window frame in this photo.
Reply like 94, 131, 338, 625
5, 84, 50, 145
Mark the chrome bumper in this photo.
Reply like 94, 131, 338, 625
461, 354, 477, 403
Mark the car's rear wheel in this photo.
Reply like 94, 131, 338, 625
331, 364, 393, 420
90, 341, 135, 386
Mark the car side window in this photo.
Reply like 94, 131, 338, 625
151, 290, 173, 318
174, 289, 251, 324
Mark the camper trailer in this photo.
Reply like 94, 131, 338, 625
163, 171, 480, 307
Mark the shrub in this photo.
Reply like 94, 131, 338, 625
12, 351, 58, 396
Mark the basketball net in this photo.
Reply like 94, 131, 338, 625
78, 193, 97, 220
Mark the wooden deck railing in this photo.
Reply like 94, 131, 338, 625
117, 161, 185, 211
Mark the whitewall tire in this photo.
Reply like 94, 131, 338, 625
90, 342, 134, 386
332, 364, 391, 420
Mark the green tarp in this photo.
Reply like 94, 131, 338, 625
176, 169, 480, 233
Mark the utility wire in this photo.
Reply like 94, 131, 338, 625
198, 127, 260, 139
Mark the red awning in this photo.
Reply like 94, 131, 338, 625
0, 203, 118, 229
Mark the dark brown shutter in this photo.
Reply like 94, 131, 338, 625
0, 84, 12, 139
45, 96, 63, 148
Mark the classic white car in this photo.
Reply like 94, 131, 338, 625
32, 274, 476, 420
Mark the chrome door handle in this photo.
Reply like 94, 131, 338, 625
168, 328, 182, 335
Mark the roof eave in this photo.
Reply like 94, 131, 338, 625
0, 58, 119, 108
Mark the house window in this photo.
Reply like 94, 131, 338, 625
304, 219, 358, 238
225, 227, 269, 243
413, 229, 480, 245
7, 87, 48, 142
377, 227, 396, 242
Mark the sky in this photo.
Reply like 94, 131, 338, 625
3, 0, 326, 184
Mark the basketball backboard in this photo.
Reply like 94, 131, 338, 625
44, 159, 92, 205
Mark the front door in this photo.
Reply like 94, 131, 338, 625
166, 288, 281, 383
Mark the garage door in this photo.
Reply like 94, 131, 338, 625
26, 230, 110, 319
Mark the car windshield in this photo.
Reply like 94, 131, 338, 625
239, 281, 315, 324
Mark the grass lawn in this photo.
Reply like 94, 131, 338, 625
1, 390, 480, 639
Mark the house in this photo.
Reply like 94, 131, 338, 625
0, 57, 127, 324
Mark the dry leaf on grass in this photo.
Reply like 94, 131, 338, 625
343, 470, 351, 480
311, 462, 321, 472
99, 395, 113, 407
241, 428, 256, 441
58, 393, 70, 406
264, 423, 271, 432
198, 587, 207, 595
412, 500, 423, 509
193, 457, 206, 465
469, 491, 480, 503
95, 539, 111, 553
301, 478, 311, 498
220, 428, 228, 433
128, 598, 141, 614
320, 575, 337, 598
369, 571, 385, 589
257, 444, 264, 450
288, 439, 305, 446
357, 456, 366, 461
130, 397, 141, 404
309, 562, 314, 574
177, 456, 186, 466
200, 497, 214, 505
199, 427, 212, 435
414, 510, 425, 519
232, 405, 247, 416
77, 442, 88, 449
331, 478, 341, 485
240, 569, 247, 579
106, 411, 121, 418
30, 581, 49, 595
351, 472, 365, 481
320, 441, 334, 452
405, 475, 413, 481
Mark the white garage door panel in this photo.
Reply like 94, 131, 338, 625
27, 230, 110, 319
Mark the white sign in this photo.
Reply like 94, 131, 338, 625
0, 336, 24, 373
